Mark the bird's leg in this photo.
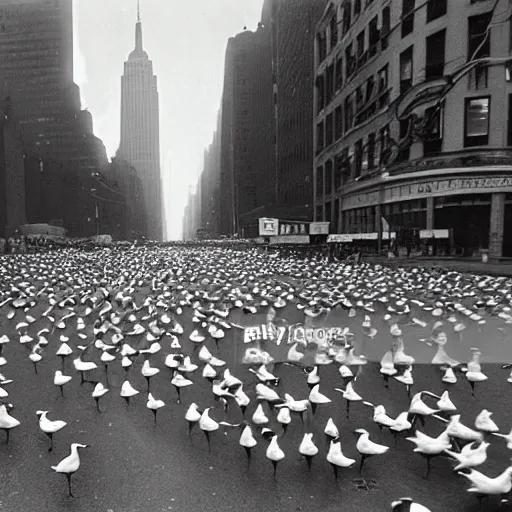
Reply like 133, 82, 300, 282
47, 432, 53, 452
470, 381, 476, 397
80, 371, 84, 385
359, 454, 367, 475
4, 428, 9, 444
383, 374, 389, 388
424, 455, 432, 479
95, 397, 101, 413
418, 415, 426, 427
272, 460, 278, 481
187, 422, 194, 438
244, 446, 251, 467
311, 402, 317, 415
146, 377, 151, 392
346, 400, 350, 419
176, 387, 181, 404
152, 409, 157, 424
33, 362, 38, 375
305, 455, 313, 470
66, 473, 74, 498
331, 463, 339, 481
60, 386, 64, 398
204, 430, 211, 453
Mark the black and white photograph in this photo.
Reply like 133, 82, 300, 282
1, 0, 512, 511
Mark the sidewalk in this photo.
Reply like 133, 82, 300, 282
365, 255, 512, 277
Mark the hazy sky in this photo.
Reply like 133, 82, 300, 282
73, 0, 263, 240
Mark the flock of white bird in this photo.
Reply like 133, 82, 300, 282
1, 246, 512, 511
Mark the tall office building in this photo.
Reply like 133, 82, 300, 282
118, 4, 163, 241
274, 0, 327, 220
219, 9, 275, 237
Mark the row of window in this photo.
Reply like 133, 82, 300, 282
316, 94, 494, 200
318, 0, 449, 67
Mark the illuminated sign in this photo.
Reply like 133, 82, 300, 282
259, 218, 279, 236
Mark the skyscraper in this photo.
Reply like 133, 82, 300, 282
118, 2, 162, 241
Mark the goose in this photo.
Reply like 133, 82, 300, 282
407, 392, 440, 429
266, 435, 285, 480
458, 466, 512, 511
0, 403, 20, 443
354, 428, 389, 474
326, 437, 356, 480
299, 433, 318, 470
444, 440, 490, 471
51, 443, 89, 497
36, 410, 66, 451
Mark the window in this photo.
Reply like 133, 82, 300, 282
423, 105, 444, 155
367, 133, 375, 169
316, 122, 324, 153
342, 1, 351, 35
326, 113, 334, 146
354, 139, 363, 177
401, 0, 415, 38
334, 154, 343, 190
335, 105, 343, 140
468, 12, 492, 61
425, 29, 446, 80
325, 160, 333, 195
316, 166, 324, 198
346, 43, 355, 78
366, 76, 376, 116
396, 120, 411, 162
317, 32, 327, 63
381, 6, 390, 49
369, 16, 380, 57
345, 94, 354, 131
354, 0, 361, 17
464, 96, 490, 147
335, 55, 343, 91
378, 64, 389, 108
316, 75, 325, 112
426, 0, 446, 23
508, 94, 512, 146
400, 46, 413, 95
326, 64, 334, 104
356, 30, 365, 60
330, 16, 338, 50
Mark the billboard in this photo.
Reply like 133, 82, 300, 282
259, 218, 279, 236
309, 222, 330, 235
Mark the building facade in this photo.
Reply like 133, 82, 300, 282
314, 0, 512, 258
274, 0, 327, 221
219, 10, 276, 237
118, 9, 163, 241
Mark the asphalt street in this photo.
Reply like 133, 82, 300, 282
0, 281, 511, 512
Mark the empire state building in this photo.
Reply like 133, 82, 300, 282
118, 5, 163, 241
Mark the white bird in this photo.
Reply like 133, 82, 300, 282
445, 414, 484, 444
120, 380, 139, 405
185, 403, 201, 436
335, 381, 362, 418
36, 410, 66, 451
308, 382, 331, 410
51, 443, 89, 497
493, 428, 512, 449
0, 404, 20, 443
408, 392, 439, 429
391, 497, 432, 512
306, 366, 320, 388
458, 466, 512, 511
252, 403, 269, 426
255, 383, 281, 403
444, 440, 490, 471
436, 391, 457, 412
54, 371, 72, 398
442, 366, 457, 384
92, 383, 109, 412
324, 418, 339, 439
171, 372, 193, 403
239, 424, 257, 465
141, 360, 160, 391
326, 437, 356, 480
146, 393, 165, 423
464, 349, 487, 396
354, 428, 389, 474
199, 407, 219, 452
73, 357, 97, 383
299, 433, 318, 469
249, 365, 279, 384
406, 429, 451, 479
266, 435, 285, 480
474, 409, 499, 433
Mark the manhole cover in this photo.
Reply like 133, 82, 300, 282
351, 477, 378, 491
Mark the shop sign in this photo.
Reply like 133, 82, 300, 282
259, 218, 279, 236
327, 234, 353, 242
309, 222, 330, 235
269, 235, 310, 245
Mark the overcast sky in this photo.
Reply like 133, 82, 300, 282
73, 0, 263, 240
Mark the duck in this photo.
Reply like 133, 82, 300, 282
36, 410, 67, 451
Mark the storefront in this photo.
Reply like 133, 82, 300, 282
340, 170, 512, 259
